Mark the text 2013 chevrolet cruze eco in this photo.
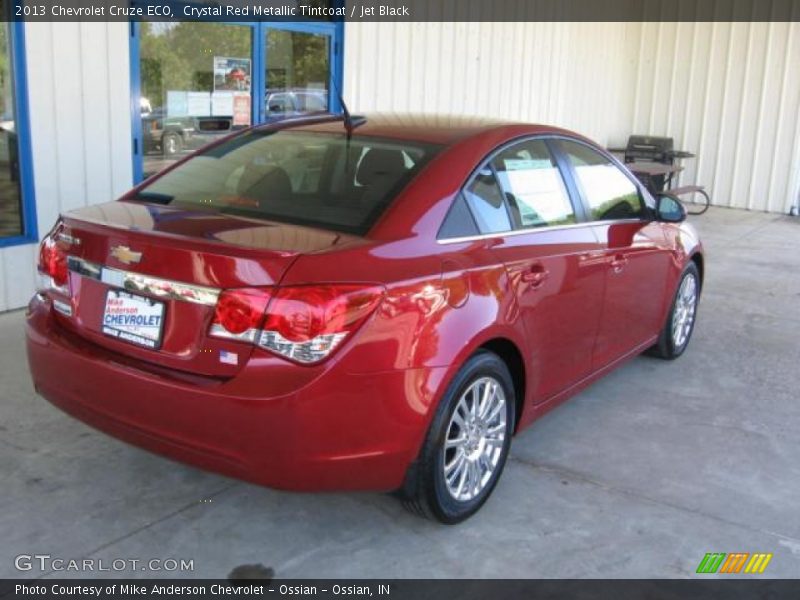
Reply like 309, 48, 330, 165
26, 114, 703, 523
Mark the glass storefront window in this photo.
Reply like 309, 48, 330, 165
265, 29, 330, 119
0, 21, 23, 239
135, 21, 340, 182
139, 23, 253, 179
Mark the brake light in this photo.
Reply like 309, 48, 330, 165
259, 285, 384, 364
37, 236, 68, 289
208, 284, 384, 364
210, 288, 272, 342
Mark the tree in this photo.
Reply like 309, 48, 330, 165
0, 20, 11, 119
266, 30, 329, 91
140, 22, 251, 111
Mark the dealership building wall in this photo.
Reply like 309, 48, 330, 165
0, 19, 798, 311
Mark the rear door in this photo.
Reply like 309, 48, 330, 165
464, 138, 606, 402
554, 139, 671, 368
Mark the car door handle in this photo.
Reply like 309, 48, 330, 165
521, 264, 549, 288
610, 254, 628, 273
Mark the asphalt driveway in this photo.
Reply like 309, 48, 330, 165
2, 207, 799, 579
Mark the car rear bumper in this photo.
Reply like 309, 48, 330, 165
25, 293, 445, 492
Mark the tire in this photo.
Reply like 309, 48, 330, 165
650, 262, 700, 359
401, 350, 515, 524
162, 132, 182, 157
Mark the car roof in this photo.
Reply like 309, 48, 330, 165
266, 113, 567, 146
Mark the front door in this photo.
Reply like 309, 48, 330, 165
555, 139, 671, 368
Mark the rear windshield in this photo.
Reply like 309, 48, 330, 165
132, 129, 442, 235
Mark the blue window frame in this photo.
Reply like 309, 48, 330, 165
129, 18, 344, 184
0, 21, 38, 248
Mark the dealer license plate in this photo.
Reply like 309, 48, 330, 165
102, 290, 165, 349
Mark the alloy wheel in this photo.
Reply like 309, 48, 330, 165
672, 273, 698, 349
442, 376, 508, 502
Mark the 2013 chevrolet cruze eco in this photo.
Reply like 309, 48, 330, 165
27, 114, 703, 523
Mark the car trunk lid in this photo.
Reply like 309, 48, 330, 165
47, 200, 363, 377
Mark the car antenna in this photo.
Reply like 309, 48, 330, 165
331, 77, 356, 174
331, 76, 354, 138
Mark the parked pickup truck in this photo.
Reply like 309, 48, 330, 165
142, 109, 234, 157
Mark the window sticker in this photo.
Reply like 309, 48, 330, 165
500, 164, 573, 225
504, 158, 552, 171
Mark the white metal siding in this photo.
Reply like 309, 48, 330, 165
632, 21, 800, 214
0, 22, 132, 311
344, 22, 640, 147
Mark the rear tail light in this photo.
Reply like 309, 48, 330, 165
209, 284, 384, 364
260, 285, 384, 364
37, 235, 69, 291
210, 288, 273, 343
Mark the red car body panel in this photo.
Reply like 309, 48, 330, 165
26, 115, 703, 491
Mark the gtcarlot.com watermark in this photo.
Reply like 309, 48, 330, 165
15, 553, 194, 573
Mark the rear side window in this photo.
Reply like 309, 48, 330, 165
558, 140, 645, 221
131, 130, 441, 235
439, 194, 479, 239
463, 169, 513, 234
438, 137, 577, 240
492, 139, 575, 229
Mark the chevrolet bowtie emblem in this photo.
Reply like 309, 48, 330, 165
110, 245, 143, 265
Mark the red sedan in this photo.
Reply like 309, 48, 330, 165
26, 114, 703, 523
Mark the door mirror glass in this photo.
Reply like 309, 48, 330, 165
655, 193, 687, 222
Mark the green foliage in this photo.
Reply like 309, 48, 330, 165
0, 21, 11, 118
266, 30, 329, 90
140, 23, 251, 109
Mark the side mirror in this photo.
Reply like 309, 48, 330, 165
655, 193, 687, 223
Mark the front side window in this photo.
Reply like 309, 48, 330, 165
0, 20, 23, 239
492, 139, 575, 229
558, 140, 645, 221
132, 130, 441, 235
